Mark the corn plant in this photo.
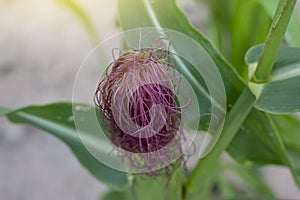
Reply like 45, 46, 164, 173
1, 0, 300, 199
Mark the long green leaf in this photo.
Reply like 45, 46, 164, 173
271, 115, 300, 177
228, 110, 300, 188
2, 103, 129, 189
118, 0, 245, 108
246, 45, 300, 113
271, 115, 300, 150
228, 110, 285, 166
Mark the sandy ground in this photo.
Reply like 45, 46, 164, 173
0, 0, 300, 199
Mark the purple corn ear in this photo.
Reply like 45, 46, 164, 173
94, 49, 184, 172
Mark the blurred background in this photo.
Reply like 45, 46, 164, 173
0, 0, 300, 199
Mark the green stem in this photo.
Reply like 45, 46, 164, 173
184, 87, 256, 200
253, 0, 297, 82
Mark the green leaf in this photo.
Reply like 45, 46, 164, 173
228, 110, 300, 188
252, 76, 300, 113
271, 115, 300, 176
271, 115, 300, 148
118, 0, 245, 108
269, 116, 300, 188
246, 45, 300, 113
3, 102, 129, 189
228, 110, 283, 166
